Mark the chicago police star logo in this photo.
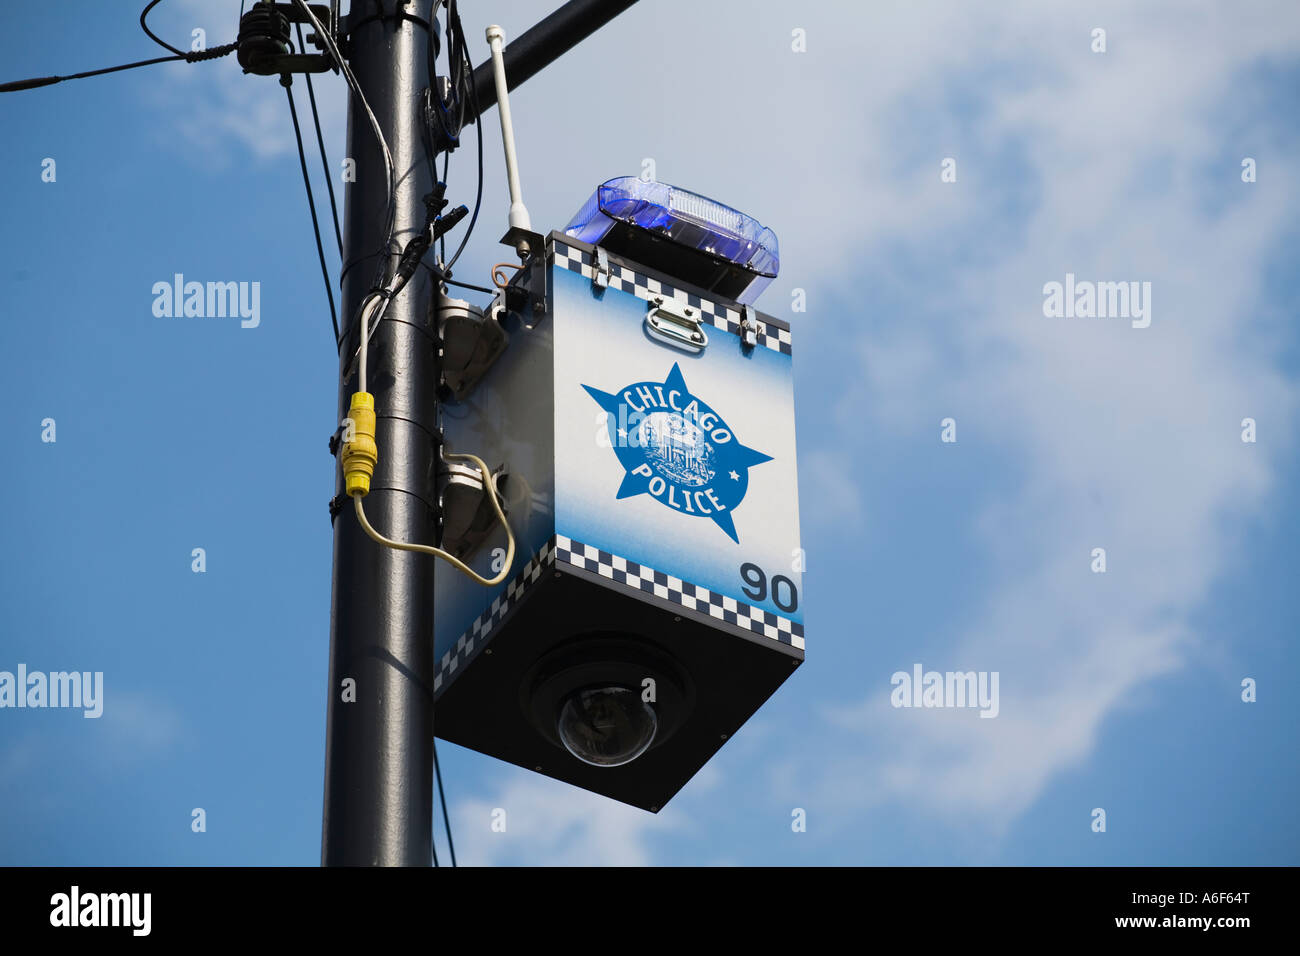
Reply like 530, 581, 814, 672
583, 362, 771, 543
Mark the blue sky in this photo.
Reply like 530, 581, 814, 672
1, 0, 1297, 866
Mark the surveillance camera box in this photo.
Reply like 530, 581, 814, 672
432, 232, 804, 811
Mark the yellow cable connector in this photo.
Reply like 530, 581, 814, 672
342, 391, 378, 497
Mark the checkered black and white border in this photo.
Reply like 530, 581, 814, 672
554, 534, 805, 651
551, 241, 793, 356
433, 538, 556, 696
435, 532, 805, 697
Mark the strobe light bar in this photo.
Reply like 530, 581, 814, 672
563, 177, 779, 305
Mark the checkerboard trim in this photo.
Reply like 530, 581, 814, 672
554, 534, 805, 651
433, 538, 556, 697
551, 240, 793, 356
435, 531, 806, 697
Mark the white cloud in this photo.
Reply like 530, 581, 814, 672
96, 692, 185, 760
786, 0, 1300, 827
451, 770, 683, 866
800, 448, 865, 529
150, 0, 349, 165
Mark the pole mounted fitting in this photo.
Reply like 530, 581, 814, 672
238, 3, 293, 73
342, 392, 378, 497
238, 2, 336, 76
486, 25, 544, 261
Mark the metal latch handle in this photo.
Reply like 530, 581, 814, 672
645, 296, 708, 353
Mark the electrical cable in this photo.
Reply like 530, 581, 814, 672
140, 0, 185, 56
284, 76, 341, 343
433, 741, 458, 867
425, 0, 455, 154
347, 194, 467, 382
432, 739, 444, 867
444, 117, 481, 273
418, 94, 442, 214
427, 0, 469, 150
419, 0, 481, 273
0, 45, 236, 93
352, 280, 514, 586
353, 460, 514, 587
439, 150, 451, 264
436, 271, 495, 296
443, 0, 483, 272
296, 22, 343, 258
356, 292, 387, 394
429, 3, 457, 264
492, 262, 523, 290
291, 0, 396, 300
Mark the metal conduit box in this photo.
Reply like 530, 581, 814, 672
433, 226, 804, 813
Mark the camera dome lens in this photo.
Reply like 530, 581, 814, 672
557, 685, 657, 767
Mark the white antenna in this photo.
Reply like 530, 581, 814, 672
485, 25, 539, 259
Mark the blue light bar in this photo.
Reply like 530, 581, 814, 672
563, 177, 779, 304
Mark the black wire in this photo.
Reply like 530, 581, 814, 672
428, 0, 453, 266
439, 274, 496, 295
0, 44, 237, 94
421, 0, 481, 272
427, 0, 466, 151
419, 88, 440, 187
431, 744, 442, 868
296, 23, 343, 258
440, 150, 450, 263
290, 0, 396, 301
433, 740, 457, 867
446, 0, 470, 132
426, 0, 452, 157
284, 78, 341, 343
140, 0, 185, 57
444, 0, 481, 272
444, 106, 481, 272
419, 259, 496, 295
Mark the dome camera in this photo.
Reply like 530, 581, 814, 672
557, 685, 657, 767
522, 634, 693, 769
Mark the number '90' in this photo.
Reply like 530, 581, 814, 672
739, 562, 798, 613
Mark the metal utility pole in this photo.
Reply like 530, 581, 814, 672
323, 0, 439, 867
320, 0, 641, 868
